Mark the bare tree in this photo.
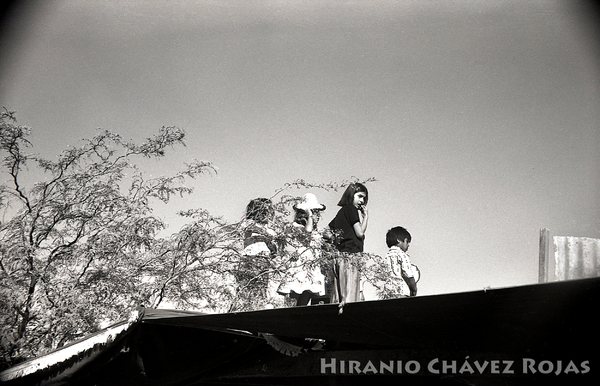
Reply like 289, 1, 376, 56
0, 110, 215, 367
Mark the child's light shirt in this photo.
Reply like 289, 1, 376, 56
243, 220, 277, 257
386, 245, 419, 297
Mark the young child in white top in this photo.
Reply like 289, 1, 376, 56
277, 193, 326, 306
385, 226, 419, 297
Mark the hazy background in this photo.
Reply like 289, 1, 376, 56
1, 0, 599, 297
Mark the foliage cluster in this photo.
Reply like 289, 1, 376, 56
0, 111, 394, 370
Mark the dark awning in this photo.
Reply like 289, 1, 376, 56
2, 277, 599, 385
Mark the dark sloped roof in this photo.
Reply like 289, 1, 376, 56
2, 277, 599, 385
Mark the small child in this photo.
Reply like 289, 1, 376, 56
277, 193, 327, 306
385, 226, 420, 297
234, 198, 278, 311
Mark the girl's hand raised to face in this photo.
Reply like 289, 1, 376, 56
359, 205, 368, 217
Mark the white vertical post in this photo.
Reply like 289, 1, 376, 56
539, 228, 550, 283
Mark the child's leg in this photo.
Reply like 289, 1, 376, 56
337, 256, 360, 303
345, 256, 361, 302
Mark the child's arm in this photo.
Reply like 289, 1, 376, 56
304, 209, 314, 232
352, 206, 369, 239
405, 277, 417, 297
399, 251, 418, 296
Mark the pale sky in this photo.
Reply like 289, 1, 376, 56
1, 0, 599, 297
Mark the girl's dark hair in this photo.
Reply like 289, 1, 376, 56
245, 198, 274, 224
386, 226, 412, 248
337, 182, 369, 207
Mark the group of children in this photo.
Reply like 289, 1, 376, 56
239, 182, 420, 310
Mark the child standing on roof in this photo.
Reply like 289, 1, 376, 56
326, 183, 370, 306
385, 226, 420, 297
233, 198, 279, 311
277, 193, 327, 306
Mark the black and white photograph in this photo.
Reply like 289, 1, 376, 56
1, 1, 599, 384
